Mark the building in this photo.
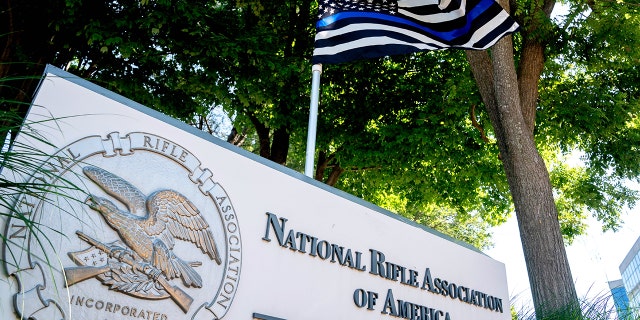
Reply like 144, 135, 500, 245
619, 235, 640, 318
609, 279, 631, 319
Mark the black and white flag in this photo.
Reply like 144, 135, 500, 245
312, 0, 520, 64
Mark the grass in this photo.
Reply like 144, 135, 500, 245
0, 64, 89, 272
511, 290, 632, 320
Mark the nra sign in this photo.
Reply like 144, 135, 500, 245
0, 66, 509, 320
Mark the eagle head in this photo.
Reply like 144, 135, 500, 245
85, 195, 119, 219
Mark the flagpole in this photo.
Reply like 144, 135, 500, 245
305, 64, 322, 177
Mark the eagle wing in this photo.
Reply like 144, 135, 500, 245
83, 166, 147, 214
145, 190, 221, 265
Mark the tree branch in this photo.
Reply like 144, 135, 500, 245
344, 165, 381, 172
325, 165, 345, 186
469, 104, 490, 143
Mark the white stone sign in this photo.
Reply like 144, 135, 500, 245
0, 66, 510, 320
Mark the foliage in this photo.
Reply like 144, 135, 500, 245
537, 0, 640, 235
2, 0, 640, 250
3, 0, 499, 246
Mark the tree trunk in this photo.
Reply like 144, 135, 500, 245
325, 166, 344, 186
315, 151, 331, 181
249, 113, 273, 160
516, 0, 555, 134
467, 7, 579, 319
269, 126, 290, 165
227, 127, 247, 146
247, 114, 291, 165
517, 40, 545, 134
314, 151, 344, 186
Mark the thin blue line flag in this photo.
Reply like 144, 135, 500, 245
312, 0, 520, 64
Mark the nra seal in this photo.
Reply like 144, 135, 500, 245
3, 132, 241, 319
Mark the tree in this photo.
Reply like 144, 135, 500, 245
465, 0, 640, 316
468, 40, 580, 317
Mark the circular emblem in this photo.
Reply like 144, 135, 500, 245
4, 132, 241, 319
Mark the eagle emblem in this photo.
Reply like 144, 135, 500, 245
64, 165, 221, 312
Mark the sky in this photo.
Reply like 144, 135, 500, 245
486, 199, 640, 312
